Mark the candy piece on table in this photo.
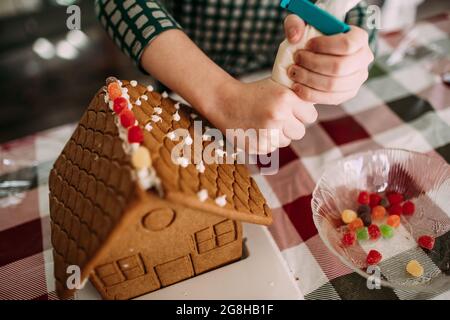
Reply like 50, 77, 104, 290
366, 250, 382, 265
369, 193, 382, 208
108, 82, 122, 100
418, 235, 435, 250
371, 205, 386, 221
368, 224, 381, 240
131, 146, 151, 169
388, 203, 403, 216
120, 109, 136, 128
357, 204, 371, 216
357, 191, 370, 205
406, 260, 424, 277
342, 231, 356, 247
341, 209, 357, 224
360, 212, 372, 227
380, 224, 394, 239
387, 192, 404, 206
113, 97, 128, 114
402, 200, 415, 216
128, 126, 144, 144
387, 214, 401, 228
379, 198, 390, 208
348, 218, 364, 232
356, 227, 369, 241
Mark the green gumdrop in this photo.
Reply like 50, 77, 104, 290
380, 224, 394, 239
356, 227, 369, 241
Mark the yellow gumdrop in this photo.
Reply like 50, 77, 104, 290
132, 146, 151, 169
341, 209, 357, 224
406, 260, 424, 277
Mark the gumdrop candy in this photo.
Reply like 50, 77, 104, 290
128, 125, 144, 144
342, 231, 356, 247
108, 82, 122, 101
113, 97, 128, 114
387, 192, 404, 205
341, 209, 357, 224
348, 218, 364, 232
357, 191, 370, 205
388, 203, 403, 215
369, 193, 382, 208
356, 227, 369, 241
366, 250, 382, 265
120, 109, 136, 128
406, 260, 424, 277
371, 205, 386, 221
368, 224, 381, 240
402, 201, 415, 216
380, 224, 394, 239
379, 198, 390, 208
360, 212, 372, 227
131, 146, 151, 169
387, 214, 401, 228
418, 235, 435, 250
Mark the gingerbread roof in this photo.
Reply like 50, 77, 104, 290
49, 79, 272, 297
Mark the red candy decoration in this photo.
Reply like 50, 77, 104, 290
120, 109, 136, 128
418, 235, 435, 250
113, 97, 128, 114
388, 203, 403, 215
368, 224, 381, 240
369, 193, 382, 208
128, 125, 144, 144
387, 192, 404, 206
366, 250, 382, 265
358, 191, 370, 205
342, 231, 356, 247
402, 201, 415, 216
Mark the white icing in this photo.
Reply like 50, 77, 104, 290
196, 161, 205, 173
122, 87, 128, 94
190, 113, 198, 119
145, 123, 153, 132
154, 107, 162, 114
162, 91, 169, 98
218, 140, 224, 147
173, 111, 181, 122
104, 93, 110, 104
215, 149, 226, 158
177, 157, 189, 168
215, 195, 227, 207
117, 80, 123, 86
174, 103, 180, 110
130, 143, 140, 152
202, 134, 211, 141
147, 85, 154, 92
130, 80, 138, 87
152, 115, 162, 123
135, 99, 142, 106
197, 189, 208, 202
141, 95, 148, 101
167, 131, 177, 141
185, 135, 193, 146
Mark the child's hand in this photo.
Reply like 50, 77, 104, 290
284, 15, 374, 105
206, 78, 318, 154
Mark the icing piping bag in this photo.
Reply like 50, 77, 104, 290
272, 0, 362, 88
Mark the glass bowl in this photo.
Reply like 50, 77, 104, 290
312, 149, 450, 294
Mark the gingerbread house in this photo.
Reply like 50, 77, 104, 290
49, 78, 272, 300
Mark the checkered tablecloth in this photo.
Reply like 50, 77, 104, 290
1, 14, 450, 300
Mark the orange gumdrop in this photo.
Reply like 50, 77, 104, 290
348, 218, 364, 231
108, 82, 122, 100
387, 215, 401, 228
371, 205, 386, 221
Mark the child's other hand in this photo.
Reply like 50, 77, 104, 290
288, 24, 374, 105
206, 78, 318, 155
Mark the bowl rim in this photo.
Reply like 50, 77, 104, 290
311, 148, 449, 294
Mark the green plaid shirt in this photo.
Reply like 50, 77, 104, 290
96, 0, 376, 76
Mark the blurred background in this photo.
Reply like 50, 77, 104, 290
0, 0, 449, 143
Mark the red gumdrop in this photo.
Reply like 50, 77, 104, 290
388, 203, 403, 215
368, 224, 381, 240
387, 192, 404, 206
113, 97, 128, 114
342, 232, 356, 247
402, 201, 415, 216
128, 125, 144, 144
120, 109, 136, 128
366, 250, 382, 265
358, 191, 370, 205
418, 235, 435, 250
369, 193, 382, 208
